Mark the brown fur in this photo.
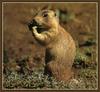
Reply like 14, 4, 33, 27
31, 9, 76, 82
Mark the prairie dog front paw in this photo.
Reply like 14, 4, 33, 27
32, 26, 37, 30
32, 26, 38, 33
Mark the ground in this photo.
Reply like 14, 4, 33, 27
3, 3, 97, 89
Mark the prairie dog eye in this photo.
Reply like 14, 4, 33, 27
43, 13, 48, 17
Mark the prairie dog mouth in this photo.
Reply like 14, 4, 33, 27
28, 19, 47, 33
28, 19, 41, 29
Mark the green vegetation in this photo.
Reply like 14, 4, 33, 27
3, 67, 97, 90
74, 49, 88, 68
83, 39, 96, 46
3, 68, 69, 89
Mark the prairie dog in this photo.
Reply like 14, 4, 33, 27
28, 9, 76, 82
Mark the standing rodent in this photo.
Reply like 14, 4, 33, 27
28, 9, 76, 82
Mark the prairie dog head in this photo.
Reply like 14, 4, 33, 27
33, 10, 59, 29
